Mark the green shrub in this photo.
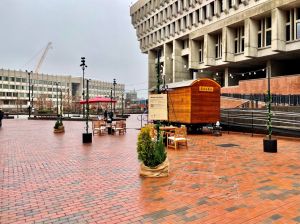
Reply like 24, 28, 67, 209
137, 126, 167, 168
54, 119, 63, 129
38, 109, 53, 114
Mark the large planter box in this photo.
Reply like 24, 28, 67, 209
263, 138, 277, 153
53, 125, 65, 133
83, 133, 92, 143
140, 157, 169, 177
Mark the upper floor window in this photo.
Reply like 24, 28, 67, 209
182, 39, 189, 49
258, 16, 272, 48
199, 40, 204, 63
286, 8, 300, 41
215, 34, 222, 59
234, 26, 245, 53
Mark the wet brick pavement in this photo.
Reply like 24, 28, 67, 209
1, 116, 300, 223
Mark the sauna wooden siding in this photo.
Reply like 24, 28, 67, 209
167, 79, 220, 124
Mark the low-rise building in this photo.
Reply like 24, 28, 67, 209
0, 69, 125, 112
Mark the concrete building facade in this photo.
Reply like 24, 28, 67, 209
0, 69, 125, 112
130, 0, 300, 96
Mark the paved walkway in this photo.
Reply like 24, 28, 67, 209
1, 116, 300, 224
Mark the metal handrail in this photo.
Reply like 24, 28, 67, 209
221, 109, 300, 136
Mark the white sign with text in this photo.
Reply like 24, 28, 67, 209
148, 94, 168, 120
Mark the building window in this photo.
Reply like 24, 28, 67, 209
234, 26, 244, 54
199, 40, 204, 63
182, 39, 189, 49
286, 10, 291, 41
228, 0, 232, 9
285, 8, 300, 41
296, 8, 300, 39
266, 17, 272, 46
258, 16, 272, 48
210, 2, 215, 17
203, 6, 207, 20
215, 34, 222, 59
297, 22, 300, 39
219, 0, 223, 12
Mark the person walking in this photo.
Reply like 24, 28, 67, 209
0, 108, 4, 128
103, 110, 108, 121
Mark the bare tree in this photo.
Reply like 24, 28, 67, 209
36, 94, 48, 111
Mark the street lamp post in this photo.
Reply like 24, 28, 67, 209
67, 88, 70, 118
155, 50, 161, 141
113, 78, 116, 113
263, 66, 277, 153
31, 84, 34, 114
156, 50, 161, 94
110, 88, 113, 117
80, 57, 87, 118
55, 82, 59, 117
60, 88, 63, 117
121, 92, 124, 117
107, 87, 114, 135
82, 78, 92, 143
86, 79, 90, 134
26, 70, 32, 118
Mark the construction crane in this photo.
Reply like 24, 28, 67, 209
34, 42, 52, 74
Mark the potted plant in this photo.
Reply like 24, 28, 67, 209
137, 125, 169, 177
53, 119, 64, 133
263, 93, 277, 153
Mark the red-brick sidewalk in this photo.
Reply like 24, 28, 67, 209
1, 118, 300, 223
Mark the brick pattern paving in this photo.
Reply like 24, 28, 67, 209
1, 117, 300, 223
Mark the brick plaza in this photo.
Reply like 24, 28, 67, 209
1, 116, 300, 223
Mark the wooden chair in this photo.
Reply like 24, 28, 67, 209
92, 120, 101, 135
113, 121, 125, 135
167, 126, 188, 150
98, 119, 107, 135
92, 120, 107, 135
121, 120, 126, 133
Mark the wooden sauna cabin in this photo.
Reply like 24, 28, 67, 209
161, 78, 221, 128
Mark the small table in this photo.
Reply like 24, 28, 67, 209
160, 126, 177, 146
159, 126, 176, 132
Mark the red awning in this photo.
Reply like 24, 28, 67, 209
79, 97, 117, 104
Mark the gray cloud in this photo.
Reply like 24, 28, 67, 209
0, 0, 148, 97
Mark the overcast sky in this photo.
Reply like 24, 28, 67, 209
0, 0, 148, 97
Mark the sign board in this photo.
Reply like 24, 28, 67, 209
148, 94, 168, 120
199, 86, 214, 92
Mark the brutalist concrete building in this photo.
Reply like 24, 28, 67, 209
130, 0, 300, 103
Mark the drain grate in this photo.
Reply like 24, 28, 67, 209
217, 143, 239, 148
